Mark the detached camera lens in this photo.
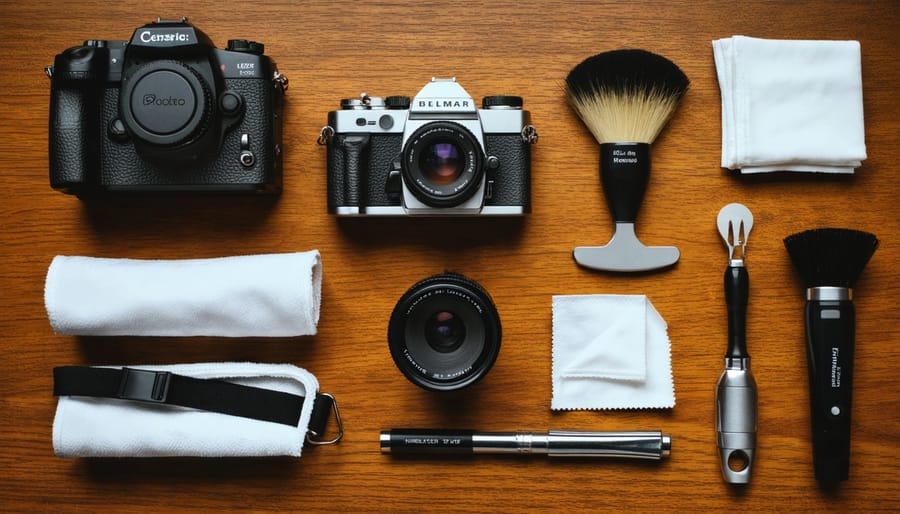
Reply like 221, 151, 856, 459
388, 273, 502, 392
402, 122, 484, 208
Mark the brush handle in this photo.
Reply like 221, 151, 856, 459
805, 297, 855, 483
600, 143, 650, 223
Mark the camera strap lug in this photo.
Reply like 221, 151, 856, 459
317, 125, 335, 145
274, 70, 289, 92
521, 125, 539, 145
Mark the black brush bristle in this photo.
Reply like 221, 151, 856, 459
784, 228, 879, 289
565, 49, 689, 105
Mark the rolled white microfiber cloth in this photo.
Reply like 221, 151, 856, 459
44, 251, 321, 337
53, 362, 318, 457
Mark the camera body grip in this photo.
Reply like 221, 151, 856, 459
49, 46, 106, 193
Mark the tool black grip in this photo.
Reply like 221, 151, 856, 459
725, 266, 749, 358
382, 429, 475, 454
806, 300, 855, 484
600, 143, 650, 223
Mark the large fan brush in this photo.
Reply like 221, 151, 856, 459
566, 49, 689, 272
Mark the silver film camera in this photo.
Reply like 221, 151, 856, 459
321, 78, 537, 216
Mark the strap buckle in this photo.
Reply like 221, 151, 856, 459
117, 368, 171, 403
305, 393, 343, 446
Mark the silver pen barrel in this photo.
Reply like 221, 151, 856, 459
381, 429, 671, 460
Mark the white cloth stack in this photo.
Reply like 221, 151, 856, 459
712, 35, 866, 174
53, 363, 318, 457
551, 294, 675, 410
44, 251, 322, 337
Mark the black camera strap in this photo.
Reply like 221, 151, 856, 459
53, 366, 323, 429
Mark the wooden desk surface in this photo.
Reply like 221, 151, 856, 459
1, 0, 898, 511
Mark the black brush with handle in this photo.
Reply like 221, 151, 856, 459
784, 228, 878, 484
565, 49, 689, 272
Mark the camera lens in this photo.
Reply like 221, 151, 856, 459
402, 122, 484, 208
388, 273, 501, 392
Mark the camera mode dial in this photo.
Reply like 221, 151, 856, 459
226, 39, 265, 55
120, 60, 213, 147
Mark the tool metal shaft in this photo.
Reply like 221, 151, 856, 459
381, 429, 671, 460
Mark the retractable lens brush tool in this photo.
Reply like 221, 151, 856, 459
784, 228, 878, 484
381, 429, 671, 460
566, 49, 689, 272
715, 203, 758, 484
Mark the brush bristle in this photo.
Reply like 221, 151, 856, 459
565, 49, 689, 144
784, 228, 879, 289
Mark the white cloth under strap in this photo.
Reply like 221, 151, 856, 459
53, 362, 319, 457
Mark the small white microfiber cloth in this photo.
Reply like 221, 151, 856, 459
53, 362, 319, 457
712, 35, 866, 174
44, 251, 322, 337
552, 295, 674, 410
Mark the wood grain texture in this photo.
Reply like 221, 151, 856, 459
1, 0, 898, 510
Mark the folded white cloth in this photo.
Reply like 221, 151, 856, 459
551, 295, 674, 410
713, 35, 866, 174
44, 251, 322, 337
53, 362, 318, 457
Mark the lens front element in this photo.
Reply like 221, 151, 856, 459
420, 142, 464, 186
425, 311, 467, 353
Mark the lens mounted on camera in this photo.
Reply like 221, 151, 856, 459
401, 122, 485, 208
388, 273, 502, 392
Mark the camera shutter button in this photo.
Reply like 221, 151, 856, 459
482, 96, 523, 109
385, 96, 411, 109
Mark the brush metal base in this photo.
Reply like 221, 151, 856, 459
574, 222, 680, 272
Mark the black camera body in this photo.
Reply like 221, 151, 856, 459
48, 18, 286, 195
324, 78, 537, 216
